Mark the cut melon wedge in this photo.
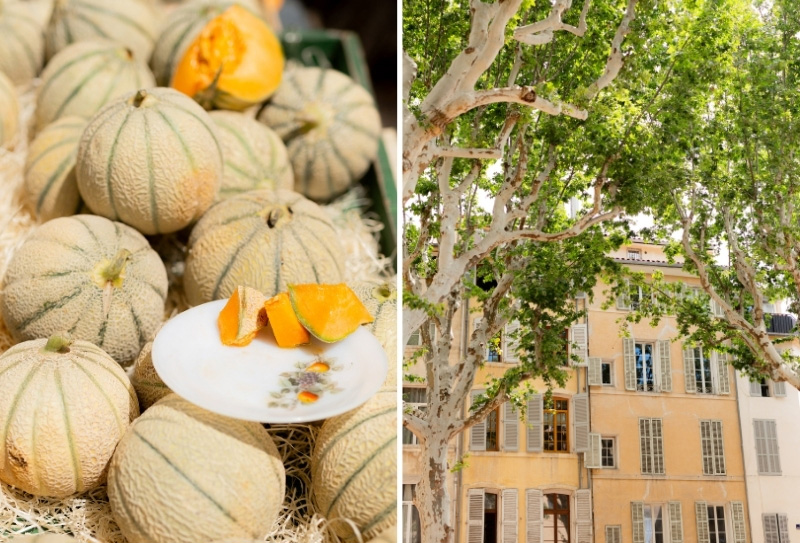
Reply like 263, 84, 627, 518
218, 285, 268, 346
264, 292, 310, 348
288, 283, 374, 342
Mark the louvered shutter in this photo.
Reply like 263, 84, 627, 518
716, 352, 730, 395
730, 502, 746, 543
467, 489, 485, 543
652, 419, 664, 474
588, 357, 603, 386
773, 380, 786, 397
701, 421, 713, 475
631, 502, 645, 543
574, 393, 590, 452
526, 394, 543, 452
668, 501, 683, 543
504, 320, 521, 363
778, 514, 790, 543
503, 402, 519, 451
683, 347, 697, 393
501, 489, 518, 543
658, 340, 672, 392
585, 433, 602, 468
571, 324, 588, 366
639, 419, 652, 474
695, 502, 710, 543
765, 420, 781, 474
605, 526, 621, 543
712, 421, 725, 475
750, 380, 762, 396
763, 514, 780, 543
526, 489, 542, 543
576, 490, 592, 543
754, 420, 769, 474
624, 337, 637, 390
470, 391, 486, 451
616, 283, 631, 310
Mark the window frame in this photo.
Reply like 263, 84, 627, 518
689, 346, 714, 394
700, 420, 726, 476
406, 321, 436, 347
642, 503, 667, 543
639, 417, 665, 475
627, 249, 643, 260
601, 361, 614, 386
601, 437, 617, 469
485, 406, 500, 452
543, 492, 571, 543
707, 504, 727, 543
543, 397, 570, 453
402, 484, 421, 543
402, 387, 427, 446
634, 341, 658, 392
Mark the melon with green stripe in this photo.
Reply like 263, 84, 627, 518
130, 339, 171, 411
183, 188, 345, 306
0, 70, 19, 148
76, 87, 222, 235
150, 0, 262, 87
311, 389, 396, 541
11, 535, 77, 542
108, 393, 285, 543
258, 66, 382, 203
24, 116, 86, 220
0, 214, 168, 366
0, 1, 45, 85
209, 110, 293, 200
0, 333, 139, 498
349, 280, 397, 389
45, 0, 157, 61
35, 39, 155, 133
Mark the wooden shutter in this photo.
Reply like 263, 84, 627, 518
624, 337, 637, 390
470, 391, 486, 451
501, 489, 518, 543
586, 433, 602, 468
616, 282, 631, 310
763, 514, 780, 543
631, 502, 645, 543
750, 380, 762, 396
778, 513, 790, 543
526, 394, 543, 452
571, 324, 588, 366
683, 346, 697, 393
701, 421, 713, 475
503, 401, 519, 451
668, 501, 683, 543
773, 380, 786, 397
467, 489, 485, 543
588, 357, 603, 386
526, 489, 542, 543
639, 419, 652, 474
765, 420, 781, 474
573, 393, 590, 452
695, 502, 710, 543
504, 320, 521, 363
730, 501, 746, 543
711, 421, 725, 475
716, 352, 730, 395
652, 419, 664, 474
605, 526, 621, 543
576, 490, 592, 543
658, 340, 672, 392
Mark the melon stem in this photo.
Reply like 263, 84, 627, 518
43, 333, 74, 353
132, 90, 148, 108
267, 208, 284, 228
101, 249, 132, 282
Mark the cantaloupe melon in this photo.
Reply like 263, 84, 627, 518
19, 0, 54, 28
46, 0, 157, 61
258, 66, 381, 202
217, 285, 268, 346
0, 334, 139, 497
76, 87, 222, 235
24, 116, 86, 221
108, 393, 285, 543
311, 389, 396, 541
209, 110, 293, 199
9, 534, 77, 542
0, 1, 45, 85
183, 189, 345, 306
349, 280, 397, 388
130, 340, 171, 411
367, 525, 398, 543
264, 291, 309, 348
35, 40, 155, 133
0, 215, 168, 366
288, 283, 374, 343
0, 70, 19, 148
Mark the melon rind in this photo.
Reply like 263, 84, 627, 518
0, 70, 19, 148
0, 2, 45, 85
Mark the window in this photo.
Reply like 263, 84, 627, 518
544, 399, 569, 452
763, 513, 791, 543
700, 420, 726, 475
630, 284, 651, 310
543, 493, 570, 543
688, 346, 713, 394
707, 505, 726, 543
639, 418, 665, 475
760, 378, 771, 397
628, 249, 642, 260
402, 485, 421, 543
488, 330, 502, 362
484, 492, 498, 543
601, 362, 613, 385
407, 321, 436, 346
606, 525, 622, 543
633, 502, 684, 543
601, 438, 616, 468
753, 419, 781, 475
402, 388, 426, 446
468, 489, 518, 543
486, 407, 499, 451
643, 504, 666, 543
750, 378, 787, 398
635, 342, 656, 391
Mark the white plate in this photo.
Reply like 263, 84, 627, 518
151, 299, 388, 423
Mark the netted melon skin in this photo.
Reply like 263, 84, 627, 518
130, 341, 172, 411
348, 280, 397, 389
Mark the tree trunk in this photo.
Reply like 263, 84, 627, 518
416, 429, 456, 543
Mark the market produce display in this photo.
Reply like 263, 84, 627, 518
0, 0, 44, 85
0, 70, 19, 148
288, 283, 375, 342
130, 340, 172, 411
217, 284, 268, 346
263, 291, 309, 348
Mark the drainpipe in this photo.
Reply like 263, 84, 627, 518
454, 274, 472, 543
733, 371, 753, 543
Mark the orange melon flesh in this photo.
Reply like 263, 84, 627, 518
264, 292, 310, 348
288, 283, 374, 343
218, 285, 268, 346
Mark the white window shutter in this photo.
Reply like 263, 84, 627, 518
526, 394, 543, 452
588, 357, 603, 386
617, 281, 631, 310
585, 433, 602, 468
605, 526, 621, 543
658, 340, 672, 392
624, 337, 637, 390
468, 489, 485, 543
750, 380, 762, 396
501, 489, 518, 543
695, 502, 710, 543
778, 514, 790, 543
668, 501, 683, 543
574, 393, 590, 452
730, 502, 746, 543
504, 320, 521, 363
576, 490, 592, 543
470, 392, 486, 451
526, 489, 542, 543
683, 347, 697, 393
652, 419, 664, 474
763, 514, 780, 543
571, 324, 588, 366
716, 352, 730, 395
631, 502, 645, 543
712, 421, 725, 475
773, 380, 786, 397
503, 402, 519, 452
701, 421, 713, 475
765, 420, 782, 474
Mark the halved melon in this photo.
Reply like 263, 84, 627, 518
218, 285, 268, 346
288, 284, 373, 343
264, 291, 309, 348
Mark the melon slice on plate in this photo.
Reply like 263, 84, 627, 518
287, 283, 374, 342
264, 291, 310, 348
218, 285, 268, 346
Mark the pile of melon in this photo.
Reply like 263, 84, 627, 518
0, 0, 395, 541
